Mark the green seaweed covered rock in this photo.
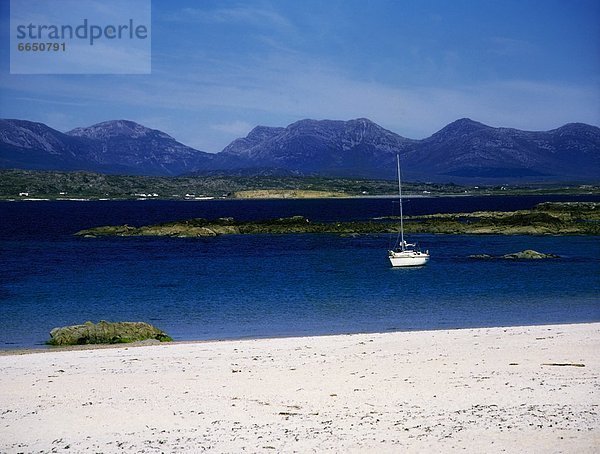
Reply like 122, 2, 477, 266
48, 320, 173, 346
469, 250, 559, 260
501, 250, 559, 260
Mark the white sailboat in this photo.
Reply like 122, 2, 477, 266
388, 154, 430, 267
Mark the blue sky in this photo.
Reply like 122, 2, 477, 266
1, 0, 599, 152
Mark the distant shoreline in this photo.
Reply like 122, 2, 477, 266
2, 168, 598, 202
1, 191, 599, 202
0, 193, 469, 202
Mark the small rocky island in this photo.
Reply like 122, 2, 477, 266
469, 250, 560, 260
75, 202, 599, 237
48, 321, 173, 346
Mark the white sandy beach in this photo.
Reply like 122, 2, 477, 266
0, 323, 598, 453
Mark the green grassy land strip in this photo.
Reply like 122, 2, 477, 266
76, 202, 599, 237
1, 169, 598, 200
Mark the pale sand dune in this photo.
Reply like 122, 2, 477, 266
0, 323, 598, 452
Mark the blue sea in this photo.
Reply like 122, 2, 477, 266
1, 195, 599, 349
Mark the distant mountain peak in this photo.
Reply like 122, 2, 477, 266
288, 117, 376, 128
0, 118, 82, 156
1, 118, 48, 128
246, 125, 285, 141
445, 117, 488, 130
67, 119, 173, 140
428, 118, 491, 142
282, 118, 401, 142
348, 117, 377, 126
553, 122, 599, 134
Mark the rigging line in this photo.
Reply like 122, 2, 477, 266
394, 154, 405, 250
397, 154, 404, 250
390, 199, 401, 250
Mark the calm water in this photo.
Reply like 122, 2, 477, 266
1, 195, 599, 349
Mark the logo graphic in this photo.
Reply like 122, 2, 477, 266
10, 0, 151, 74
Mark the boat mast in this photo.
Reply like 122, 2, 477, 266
396, 154, 405, 251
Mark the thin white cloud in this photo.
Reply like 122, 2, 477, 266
489, 36, 538, 56
1, 48, 598, 149
13, 97, 89, 107
169, 6, 293, 31
210, 121, 253, 136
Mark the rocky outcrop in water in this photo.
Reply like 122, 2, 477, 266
75, 203, 600, 238
469, 250, 560, 260
76, 216, 390, 237
502, 250, 560, 260
48, 321, 173, 346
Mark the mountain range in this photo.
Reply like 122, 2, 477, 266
0, 119, 211, 176
1, 117, 598, 182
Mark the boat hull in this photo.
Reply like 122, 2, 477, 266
388, 251, 430, 267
